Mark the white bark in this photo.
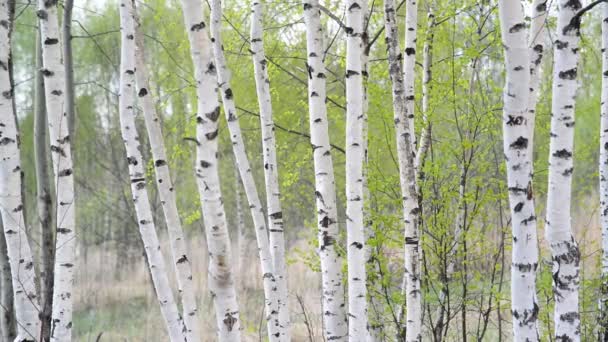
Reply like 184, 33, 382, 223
601, 3, 608, 339
546, 0, 582, 340
206, 0, 280, 339
498, 2, 540, 340
0, 3, 41, 340
179, 1, 241, 340
118, 2, 187, 341
249, 2, 290, 339
0, 221, 16, 342
528, 0, 548, 143
302, 0, 347, 340
132, 5, 200, 341
345, 1, 368, 341
383, 0, 421, 340
37, 0, 78, 339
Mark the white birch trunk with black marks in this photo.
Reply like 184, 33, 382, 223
345, 1, 368, 340
600, 3, 608, 340
250, 2, 290, 339
179, 0, 241, 340
302, 0, 347, 340
207, 0, 280, 339
383, 0, 421, 340
546, 0, 582, 340
0, 220, 16, 342
37, 0, 78, 339
34, 22, 54, 342
498, 1, 540, 340
132, 6, 200, 341
528, 0, 547, 143
118, 2, 187, 341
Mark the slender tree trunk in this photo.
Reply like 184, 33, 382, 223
132, 6, 200, 341
0, 217, 16, 342
383, 0, 422, 339
0, 2, 41, 339
118, 2, 187, 341
249, 2, 290, 339
206, 1, 280, 339
545, 1, 582, 340
498, 2, 540, 340
600, 3, 608, 340
302, 1, 347, 340
179, 1, 241, 340
344, 1, 368, 340
234, 163, 246, 289
37, 0, 78, 338
63, 0, 75, 138
34, 23, 54, 342
528, 0, 548, 143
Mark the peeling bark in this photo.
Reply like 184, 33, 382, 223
303, 0, 347, 340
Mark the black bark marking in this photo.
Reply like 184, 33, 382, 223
320, 233, 335, 250
509, 22, 527, 33
556, 40, 569, 50
224, 88, 233, 100
223, 313, 238, 331
558, 68, 577, 80
177, 255, 188, 264
50, 145, 66, 157
56, 228, 72, 234
553, 149, 572, 159
155, 159, 166, 167
510, 136, 528, 150
44, 38, 59, 45
0, 137, 15, 145
51, 90, 62, 96
205, 130, 218, 140
200, 160, 212, 168
405, 47, 416, 56
41, 69, 54, 77
138, 88, 148, 97
126, 156, 138, 165
58, 169, 73, 177
303, 3, 312, 10
205, 106, 221, 122
190, 21, 206, 31
514, 202, 524, 212
350, 242, 363, 249
346, 70, 359, 78
270, 212, 283, 220
506, 115, 524, 126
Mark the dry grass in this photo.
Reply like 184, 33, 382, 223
74, 236, 323, 341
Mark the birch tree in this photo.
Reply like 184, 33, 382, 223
302, 1, 347, 340
497, 1, 540, 340
0, 1, 41, 339
179, 0, 241, 339
207, 0, 281, 338
0, 220, 16, 342
37, 0, 79, 338
34, 23, 54, 342
118, 2, 187, 341
601, 3, 608, 339
545, 0, 582, 339
345, 0, 368, 340
132, 5, 200, 341
250, 2, 290, 338
382, 0, 422, 339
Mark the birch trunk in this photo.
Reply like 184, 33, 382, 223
600, 3, 608, 339
498, 2, 540, 340
0, 2, 41, 339
118, 2, 187, 341
206, 0, 280, 339
34, 22, 54, 342
0, 218, 16, 342
383, 0, 421, 339
63, 0, 75, 138
545, 1, 582, 340
250, 2, 290, 338
302, 1, 347, 340
132, 6, 200, 341
345, 1, 368, 340
179, 1, 241, 340
528, 0, 547, 143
